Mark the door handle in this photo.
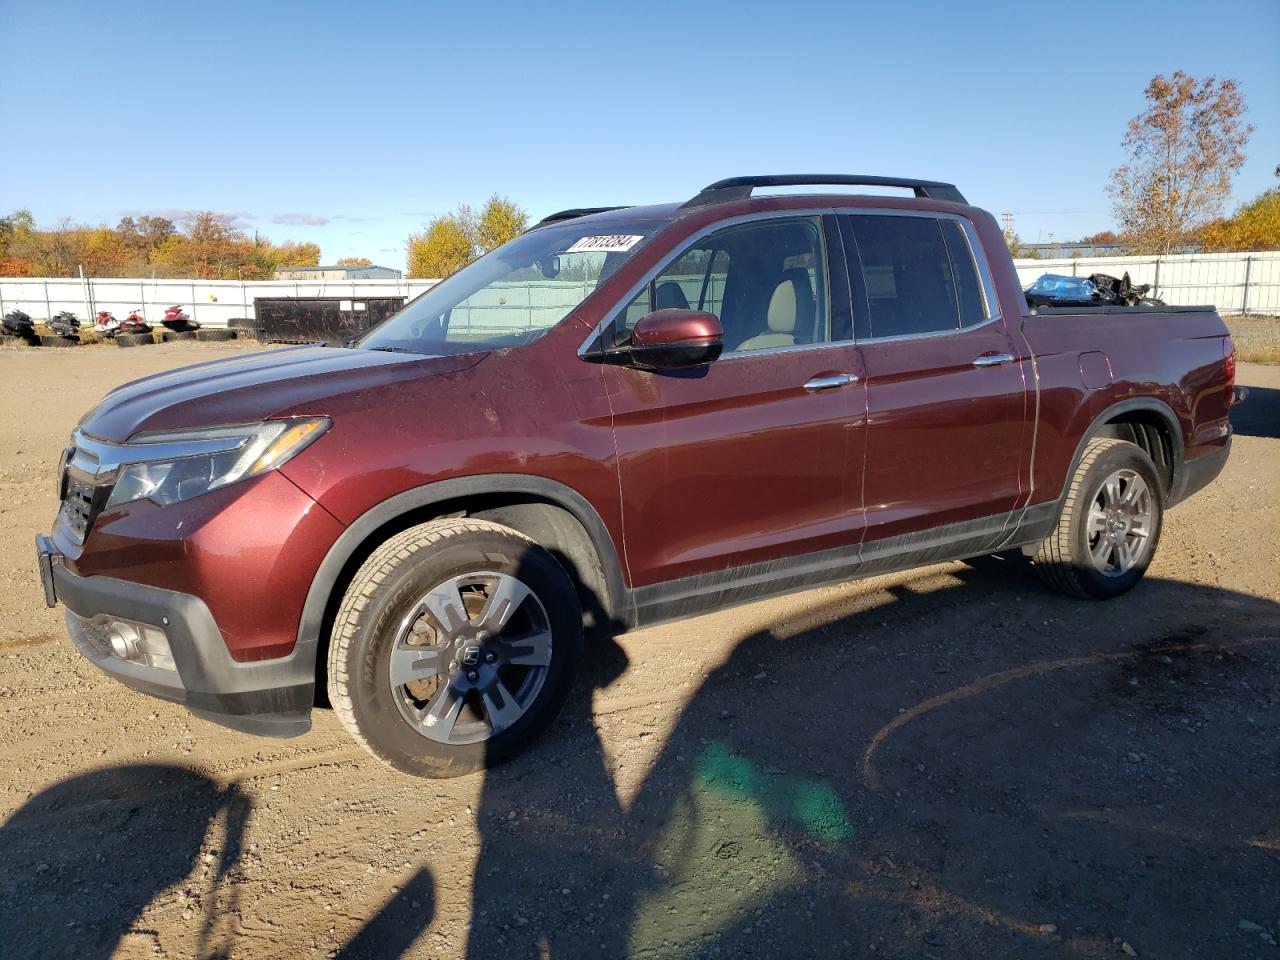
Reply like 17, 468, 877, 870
803, 373, 858, 391
972, 353, 1016, 367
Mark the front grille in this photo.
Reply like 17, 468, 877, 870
59, 475, 99, 541
57, 435, 114, 544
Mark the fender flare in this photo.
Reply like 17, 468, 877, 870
296, 474, 629, 654
1059, 397, 1185, 502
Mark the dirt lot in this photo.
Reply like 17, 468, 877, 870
0, 342, 1277, 960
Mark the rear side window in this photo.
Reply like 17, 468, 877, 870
842, 215, 989, 339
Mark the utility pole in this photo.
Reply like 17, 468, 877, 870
1001, 212, 1014, 239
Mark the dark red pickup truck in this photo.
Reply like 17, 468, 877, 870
36, 175, 1237, 777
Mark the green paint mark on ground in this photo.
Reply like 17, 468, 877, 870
694, 743, 853, 843
628, 743, 854, 957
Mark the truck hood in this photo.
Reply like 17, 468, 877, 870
79, 346, 485, 442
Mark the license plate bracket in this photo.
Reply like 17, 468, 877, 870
35, 535, 60, 608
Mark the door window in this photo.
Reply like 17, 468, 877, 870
842, 215, 990, 339
611, 217, 831, 353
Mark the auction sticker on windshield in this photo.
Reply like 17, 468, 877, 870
565, 235, 643, 253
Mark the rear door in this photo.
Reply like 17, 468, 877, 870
593, 213, 867, 590
839, 212, 1030, 562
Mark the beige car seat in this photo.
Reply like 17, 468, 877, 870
734, 270, 813, 352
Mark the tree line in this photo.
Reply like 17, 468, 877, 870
0, 211, 324, 279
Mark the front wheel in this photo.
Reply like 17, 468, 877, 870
1033, 438, 1164, 599
327, 518, 582, 778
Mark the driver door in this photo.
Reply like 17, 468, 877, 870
596, 214, 867, 600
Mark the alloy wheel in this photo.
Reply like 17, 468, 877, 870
1086, 468, 1154, 576
388, 572, 552, 745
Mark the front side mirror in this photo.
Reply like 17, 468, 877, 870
626, 308, 723, 369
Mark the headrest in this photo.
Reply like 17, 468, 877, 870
767, 277, 800, 333
654, 281, 690, 311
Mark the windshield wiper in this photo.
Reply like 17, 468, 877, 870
367, 345, 418, 354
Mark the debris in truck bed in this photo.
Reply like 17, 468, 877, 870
1025, 271, 1164, 309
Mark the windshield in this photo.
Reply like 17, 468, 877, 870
360, 216, 669, 355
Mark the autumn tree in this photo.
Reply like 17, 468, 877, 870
475, 195, 527, 254
405, 195, 528, 278
32, 219, 83, 277
0, 209, 36, 274
407, 210, 477, 279
1108, 72, 1253, 254
1202, 186, 1280, 251
336, 256, 374, 267
81, 227, 132, 276
178, 212, 247, 278
272, 241, 322, 270
116, 215, 175, 266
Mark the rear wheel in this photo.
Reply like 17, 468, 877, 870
327, 518, 582, 778
1033, 438, 1163, 599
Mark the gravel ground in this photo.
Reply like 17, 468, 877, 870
0, 342, 1276, 960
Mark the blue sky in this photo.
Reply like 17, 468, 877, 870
1, 0, 1276, 268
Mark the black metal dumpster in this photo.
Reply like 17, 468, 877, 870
253, 296, 406, 346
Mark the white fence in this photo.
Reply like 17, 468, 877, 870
2, 249, 1278, 328
0, 277, 441, 329
1012, 250, 1280, 314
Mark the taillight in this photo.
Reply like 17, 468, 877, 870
1224, 335, 1236, 389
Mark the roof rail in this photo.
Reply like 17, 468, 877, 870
530, 206, 631, 229
680, 175, 967, 208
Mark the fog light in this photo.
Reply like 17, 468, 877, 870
108, 622, 140, 660
105, 619, 175, 671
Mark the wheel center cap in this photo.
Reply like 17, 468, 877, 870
461, 645, 482, 668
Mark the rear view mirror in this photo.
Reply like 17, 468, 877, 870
628, 309, 723, 369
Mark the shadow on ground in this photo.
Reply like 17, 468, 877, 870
1232, 384, 1280, 438
3, 568, 1278, 959
0, 765, 251, 959
460, 568, 1280, 959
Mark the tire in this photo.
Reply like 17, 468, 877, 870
328, 518, 583, 778
196, 329, 236, 342
116, 333, 153, 348
39, 335, 78, 348
162, 330, 197, 342
1033, 438, 1164, 599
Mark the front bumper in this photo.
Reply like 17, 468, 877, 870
41, 538, 314, 738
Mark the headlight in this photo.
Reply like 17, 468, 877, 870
106, 418, 330, 508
